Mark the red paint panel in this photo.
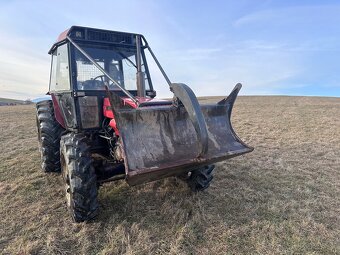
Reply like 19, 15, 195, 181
109, 119, 119, 135
56, 29, 70, 43
103, 98, 114, 118
51, 94, 66, 128
103, 98, 119, 134
103, 96, 171, 136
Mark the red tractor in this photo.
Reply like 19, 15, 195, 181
36, 26, 253, 222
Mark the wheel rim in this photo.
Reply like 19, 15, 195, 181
61, 153, 71, 208
65, 178, 71, 208
36, 117, 41, 143
36, 117, 43, 156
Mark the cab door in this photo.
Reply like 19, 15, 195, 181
49, 43, 78, 130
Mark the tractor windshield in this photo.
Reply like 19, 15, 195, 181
73, 45, 151, 91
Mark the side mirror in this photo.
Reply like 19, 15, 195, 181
146, 90, 156, 98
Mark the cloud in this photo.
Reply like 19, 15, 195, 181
0, 31, 50, 99
153, 38, 305, 97
0, 0, 168, 100
233, 4, 340, 28
0, 0, 339, 99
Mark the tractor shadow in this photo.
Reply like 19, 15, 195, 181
94, 158, 284, 235
86, 143, 334, 255
96, 177, 197, 224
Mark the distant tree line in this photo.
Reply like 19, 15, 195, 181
0, 98, 33, 106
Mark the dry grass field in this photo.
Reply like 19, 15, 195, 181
0, 96, 339, 254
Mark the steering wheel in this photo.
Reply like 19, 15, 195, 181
92, 73, 123, 90
86, 75, 107, 89
93, 75, 105, 84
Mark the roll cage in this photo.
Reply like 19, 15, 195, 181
48, 26, 172, 104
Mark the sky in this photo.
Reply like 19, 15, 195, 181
0, 0, 339, 100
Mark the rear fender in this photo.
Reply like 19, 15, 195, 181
50, 92, 77, 130
51, 94, 66, 128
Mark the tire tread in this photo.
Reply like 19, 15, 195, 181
36, 100, 63, 172
60, 133, 98, 222
187, 165, 215, 192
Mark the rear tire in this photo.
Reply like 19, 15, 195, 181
36, 100, 64, 172
60, 133, 98, 222
187, 165, 215, 192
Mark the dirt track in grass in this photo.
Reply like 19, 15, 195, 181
0, 96, 339, 254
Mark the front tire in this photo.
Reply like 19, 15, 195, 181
187, 165, 215, 192
36, 100, 64, 172
60, 133, 98, 222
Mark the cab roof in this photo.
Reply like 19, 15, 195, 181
48, 26, 145, 54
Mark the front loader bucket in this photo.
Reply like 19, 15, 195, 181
112, 84, 253, 185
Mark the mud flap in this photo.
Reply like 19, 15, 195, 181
110, 84, 253, 185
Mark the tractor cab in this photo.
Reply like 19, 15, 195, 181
49, 26, 155, 96
48, 26, 162, 130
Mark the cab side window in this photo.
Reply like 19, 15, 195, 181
49, 51, 57, 91
49, 44, 70, 91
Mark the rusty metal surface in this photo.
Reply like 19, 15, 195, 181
170, 83, 209, 157
115, 97, 253, 186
